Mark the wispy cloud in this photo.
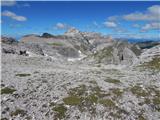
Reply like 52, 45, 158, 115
132, 24, 140, 28
141, 22, 160, 32
55, 23, 71, 30
123, 5, 160, 21
1, 0, 16, 6
104, 21, 117, 28
2, 10, 27, 21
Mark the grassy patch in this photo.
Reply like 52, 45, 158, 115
68, 84, 86, 96
85, 94, 98, 104
11, 109, 26, 117
1, 118, 8, 120
139, 57, 160, 71
1, 87, 16, 94
63, 96, 82, 105
48, 42, 63, 46
130, 85, 148, 97
49, 102, 56, 107
99, 99, 115, 107
109, 112, 121, 119
104, 78, 121, 84
52, 104, 67, 119
111, 88, 123, 97
93, 47, 113, 63
15, 73, 31, 77
138, 115, 146, 120
153, 97, 160, 105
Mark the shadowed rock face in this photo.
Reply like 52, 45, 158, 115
1, 36, 18, 44
41, 33, 55, 38
85, 40, 141, 65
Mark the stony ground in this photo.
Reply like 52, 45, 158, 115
1, 53, 160, 120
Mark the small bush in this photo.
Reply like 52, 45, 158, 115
99, 99, 115, 107
16, 73, 31, 77
63, 96, 82, 105
48, 42, 63, 46
53, 104, 67, 119
1, 87, 16, 94
11, 109, 26, 117
130, 85, 148, 97
104, 78, 121, 84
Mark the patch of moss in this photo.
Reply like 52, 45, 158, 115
63, 96, 82, 105
11, 109, 26, 117
50, 102, 56, 107
144, 98, 151, 104
89, 80, 97, 85
85, 94, 98, 104
109, 112, 121, 119
15, 73, 31, 77
111, 88, 123, 97
99, 99, 115, 107
48, 42, 63, 46
92, 86, 108, 98
153, 97, 160, 105
52, 104, 67, 119
1, 118, 8, 120
1, 87, 16, 94
130, 85, 148, 97
138, 115, 146, 120
139, 57, 160, 71
68, 84, 86, 96
93, 47, 113, 63
104, 78, 121, 84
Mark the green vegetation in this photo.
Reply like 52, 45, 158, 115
89, 80, 97, 85
52, 104, 67, 119
15, 73, 31, 77
99, 99, 115, 107
93, 47, 113, 63
48, 42, 63, 46
1, 118, 8, 120
1, 87, 16, 94
104, 78, 121, 84
11, 109, 26, 117
85, 94, 98, 104
68, 84, 86, 96
111, 88, 123, 97
109, 112, 121, 119
130, 85, 148, 97
139, 57, 160, 71
138, 115, 146, 120
63, 96, 82, 105
49, 102, 56, 107
153, 97, 160, 105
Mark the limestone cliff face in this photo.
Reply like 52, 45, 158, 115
85, 40, 140, 66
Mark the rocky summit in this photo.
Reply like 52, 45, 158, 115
1, 29, 160, 120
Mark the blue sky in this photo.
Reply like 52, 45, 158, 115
1, 1, 160, 40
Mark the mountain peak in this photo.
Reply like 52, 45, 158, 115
64, 28, 80, 36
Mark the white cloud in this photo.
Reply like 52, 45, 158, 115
93, 21, 98, 26
55, 23, 71, 30
108, 15, 119, 21
23, 3, 30, 7
133, 24, 140, 28
1, 0, 16, 6
123, 5, 160, 21
104, 21, 117, 28
141, 22, 160, 31
2, 10, 27, 21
